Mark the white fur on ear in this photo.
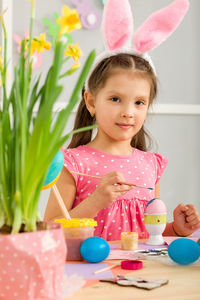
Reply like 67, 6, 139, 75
102, 0, 133, 50
133, 0, 190, 52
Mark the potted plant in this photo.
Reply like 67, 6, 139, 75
0, 0, 95, 299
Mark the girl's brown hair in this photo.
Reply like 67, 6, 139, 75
68, 53, 157, 151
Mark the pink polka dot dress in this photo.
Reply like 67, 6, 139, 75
62, 145, 168, 241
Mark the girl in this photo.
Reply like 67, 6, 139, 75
44, 0, 200, 240
44, 52, 200, 240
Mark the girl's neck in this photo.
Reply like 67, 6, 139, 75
87, 138, 133, 156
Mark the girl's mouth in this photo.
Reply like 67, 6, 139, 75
116, 123, 133, 130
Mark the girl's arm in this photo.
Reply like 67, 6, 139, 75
44, 169, 133, 221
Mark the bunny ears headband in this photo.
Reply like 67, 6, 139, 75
85, 0, 189, 89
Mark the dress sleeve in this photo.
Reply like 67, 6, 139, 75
60, 148, 79, 184
153, 153, 168, 184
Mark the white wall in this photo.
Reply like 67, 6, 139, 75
7, 0, 200, 220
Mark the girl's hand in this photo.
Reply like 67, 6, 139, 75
172, 204, 200, 236
91, 171, 133, 210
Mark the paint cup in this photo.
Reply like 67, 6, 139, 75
55, 218, 97, 260
121, 232, 138, 250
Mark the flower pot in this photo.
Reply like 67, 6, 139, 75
0, 222, 67, 300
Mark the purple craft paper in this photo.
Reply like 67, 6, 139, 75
192, 229, 200, 237
109, 243, 118, 250
138, 242, 168, 250
65, 263, 115, 279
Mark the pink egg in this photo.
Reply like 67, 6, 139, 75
144, 198, 166, 214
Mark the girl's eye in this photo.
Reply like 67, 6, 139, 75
135, 100, 144, 106
111, 97, 120, 102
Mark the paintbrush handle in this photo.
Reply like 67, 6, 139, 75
70, 171, 152, 190
52, 185, 71, 220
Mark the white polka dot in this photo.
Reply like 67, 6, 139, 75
6, 286, 10, 290
94, 162, 98, 164
136, 177, 139, 180
13, 253, 18, 257
128, 171, 131, 174
108, 212, 111, 216
112, 220, 116, 223
121, 213, 124, 216
134, 166, 137, 168
92, 152, 95, 155
87, 168, 91, 171
85, 157, 89, 160
101, 155, 105, 157
125, 220, 128, 223
141, 171, 144, 174
7, 262, 12, 266
137, 190, 140, 194
88, 193, 91, 196
104, 226, 107, 229
10, 277, 15, 282
16, 269, 21, 273
108, 232, 112, 235
101, 220, 104, 223
111, 159, 114, 162
104, 166, 107, 168
118, 227, 121, 230
96, 172, 100, 175
127, 160, 130, 162
14, 292, 18, 297
76, 153, 80, 156
20, 284, 24, 289
24, 275, 29, 280
80, 177, 83, 181
133, 219, 136, 222
87, 180, 91, 183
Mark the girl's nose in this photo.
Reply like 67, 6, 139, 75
121, 112, 134, 118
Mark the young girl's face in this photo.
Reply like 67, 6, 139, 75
87, 68, 151, 145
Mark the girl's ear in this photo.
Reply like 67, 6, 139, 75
133, 0, 190, 53
102, 0, 133, 50
84, 91, 96, 116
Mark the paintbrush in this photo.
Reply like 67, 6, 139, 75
70, 171, 153, 190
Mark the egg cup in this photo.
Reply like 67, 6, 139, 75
144, 214, 167, 245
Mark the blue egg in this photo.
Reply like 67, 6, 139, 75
43, 150, 64, 187
168, 238, 200, 265
80, 237, 110, 263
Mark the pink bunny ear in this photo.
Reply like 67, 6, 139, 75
134, 0, 190, 53
102, 0, 133, 51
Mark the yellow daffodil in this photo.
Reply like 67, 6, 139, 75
70, 62, 80, 70
64, 43, 83, 62
57, 6, 82, 35
31, 33, 51, 54
0, 8, 7, 23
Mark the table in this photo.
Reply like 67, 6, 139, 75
65, 241, 200, 300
